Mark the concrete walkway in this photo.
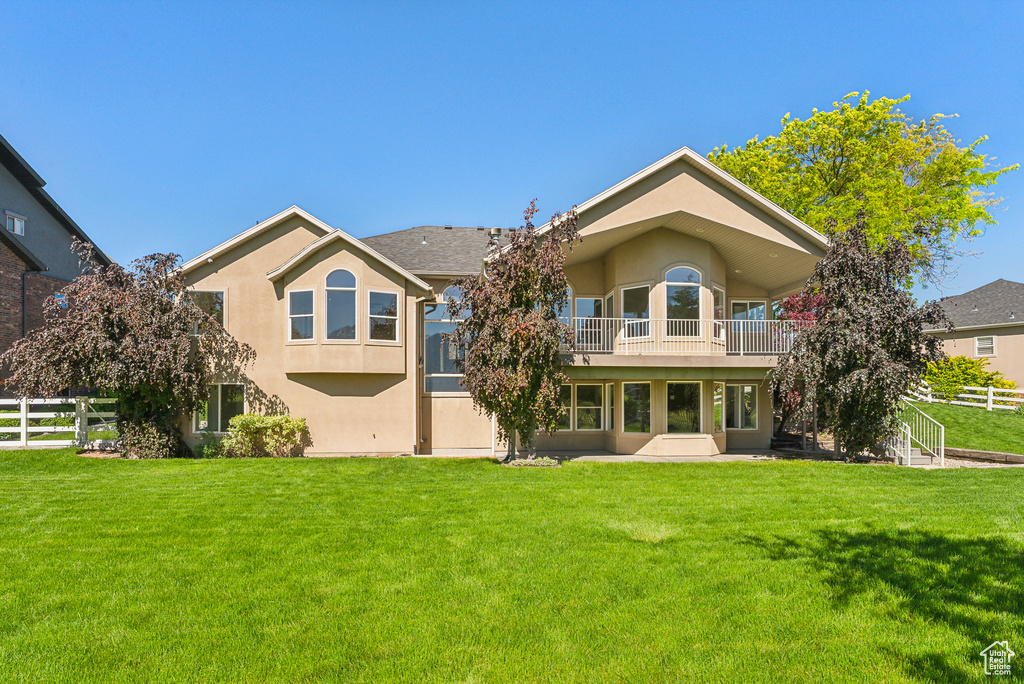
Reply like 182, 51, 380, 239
547, 449, 780, 463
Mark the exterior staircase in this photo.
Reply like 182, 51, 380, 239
884, 399, 945, 466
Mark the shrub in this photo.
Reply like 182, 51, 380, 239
924, 356, 1017, 401
219, 414, 309, 458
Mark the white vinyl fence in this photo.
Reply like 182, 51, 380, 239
0, 397, 118, 448
909, 382, 1024, 411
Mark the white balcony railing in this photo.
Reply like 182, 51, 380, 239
566, 318, 813, 356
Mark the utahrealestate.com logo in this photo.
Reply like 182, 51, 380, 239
980, 641, 1015, 676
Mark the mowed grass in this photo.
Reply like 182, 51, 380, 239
912, 400, 1024, 455
0, 450, 1022, 683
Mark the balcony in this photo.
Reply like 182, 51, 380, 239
566, 318, 812, 356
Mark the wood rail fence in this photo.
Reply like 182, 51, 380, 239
0, 397, 118, 448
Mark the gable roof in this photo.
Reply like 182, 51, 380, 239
0, 131, 112, 266
179, 205, 333, 275
929, 279, 1024, 330
266, 224, 432, 292
361, 225, 501, 277
0, 227, 47, 271
494, 146, 828, 260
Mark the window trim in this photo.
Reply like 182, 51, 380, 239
622, 381, 652, 434
324, 269, 359, 344
730, 300, 768, 321
192, 383, 246, 435
556, 383, 573, 431
725, 383, 759, 431
975, 335, 996, 357
606, 382, 616, 432
5, 211, 25, 236
712, 285, 726, 341
620, 283, 652, 340
574, 383, 604, 432
367, 288, 401, 344
287, 288, 316, 343
664, 263, 703, 338
189, 289, 226, 336
666, 380, 703, 435
713, 381, 726, 434
604, 290, 615, 318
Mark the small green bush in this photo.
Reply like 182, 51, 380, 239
219, 414, 309, 458
924, 355, 1017, 401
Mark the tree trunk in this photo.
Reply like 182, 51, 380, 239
505, 428, 516, 463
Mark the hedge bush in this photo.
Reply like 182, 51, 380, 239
924, 355, 1017, 401
218, 414, 309, 458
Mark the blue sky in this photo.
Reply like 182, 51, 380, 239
3, 0, 1022, 298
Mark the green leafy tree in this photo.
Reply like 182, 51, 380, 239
769, 216, 951, 460
448, 201, 580, 461
710, 92, 1017, 284
924, 355, 1016, 401
0, 241, 255, 459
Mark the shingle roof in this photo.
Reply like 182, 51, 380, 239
929, 279, 1024, 329
361, 225, 500, 276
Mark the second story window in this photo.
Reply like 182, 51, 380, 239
6, 213, 25, 236
666, 266, 701, 337
325, 269, 357, 340
368, 291, 399, 341
289, 290, 314, 341
190, 291, 224, 334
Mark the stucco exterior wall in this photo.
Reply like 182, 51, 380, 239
932, 325, 1024, 385
183, 216, 424, 455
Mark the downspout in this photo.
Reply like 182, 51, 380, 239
21, 272, 27, 337
413, 291, 434, 456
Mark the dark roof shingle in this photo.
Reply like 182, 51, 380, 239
362, 225, 499, 276
930, 279, 1024, 329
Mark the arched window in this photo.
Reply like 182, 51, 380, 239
325, 269, 357, 340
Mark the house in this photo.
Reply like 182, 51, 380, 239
0, 132, 111, 385
179, 147, 827, 457
928, 279, 1024, 384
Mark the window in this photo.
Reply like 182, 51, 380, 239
190, 290, 224, 334
605, 292, 614, 318
731, 301, 766, 320
556, 384, 572, 430
623, 382, 651, 433
368, 291, 399, 341
667, 382, 701, 433
6, 213, 25, 236
622, 285, 650, 338
976, 336, 995, 357
558, 286, 573, 325
606, 382, 615, 432
575, 298, 604, 350
424, 286, 465, 393
193, 383, 245, 433
326, 269, 357, 340
713, 287, 726, 340
289, 290, 314, 341
575, 384, 602, 431
713, 382, 725, 433
726, 384, 758, 430
666, 267, 701, 336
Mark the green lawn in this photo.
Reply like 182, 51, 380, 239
0, 450, 1021, 683
911, 400, 1024, 455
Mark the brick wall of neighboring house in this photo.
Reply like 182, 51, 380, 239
0, 240, 27, 357
24, 272, 67, 335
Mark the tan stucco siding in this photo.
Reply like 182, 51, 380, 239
183, 216, 422, 455
932, 325, 1024, 385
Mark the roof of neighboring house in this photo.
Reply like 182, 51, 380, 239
0, 131, 112, 266
929, 279, 1024, 330
362, 225, 502, 277
0, 227, 47, 271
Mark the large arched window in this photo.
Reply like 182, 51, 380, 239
325, 269, 357, 340
424, 286, 466, 392
666, 266, 701, 337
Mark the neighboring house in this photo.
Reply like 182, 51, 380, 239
179, 147, 827, 457
0, 132, 111, 383
927, 279, 1024, 384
